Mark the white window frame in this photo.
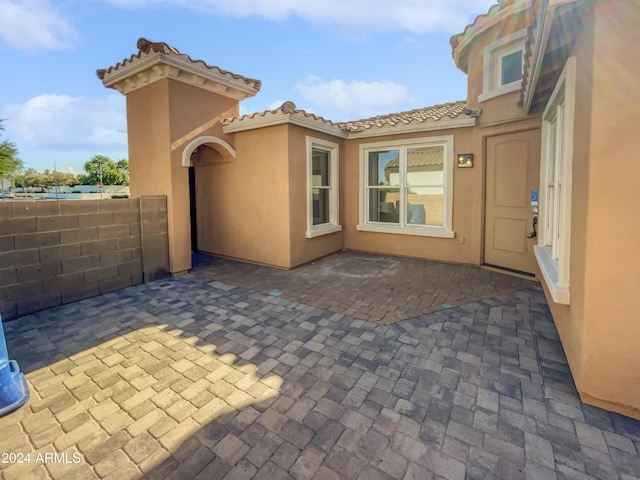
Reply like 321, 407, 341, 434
534, 57, 575, 305
357, 135, 455, 238
479, 29, 527, 103
306, 136, 341, 238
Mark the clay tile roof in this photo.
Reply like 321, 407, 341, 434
337, 101, 472, 132
223, 100, 477, 134
222, 101, 342, 127
97, 38, 262, 91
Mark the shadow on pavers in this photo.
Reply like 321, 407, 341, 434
1, 272, 639, 479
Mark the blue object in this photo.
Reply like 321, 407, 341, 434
268, 290, 282, 297
531, 189, 539, 204
0, 314, 29, 417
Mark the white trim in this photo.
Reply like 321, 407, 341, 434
357, 135, 455, 238
356, 224, 455, 238
293, 115, 346, 139
306, 136, 341, 238
534, 246, 570, 304
480, 29, 527, 103
307, 224, 342, 238
181, 136, 236, 167
536, 57, 575, 305
478, 82, 522, 103
222, 113, 475, 138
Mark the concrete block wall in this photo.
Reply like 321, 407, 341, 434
0, 196, 170, 320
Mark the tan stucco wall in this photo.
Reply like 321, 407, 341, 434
463, 10, 531, 126
126, 80, 176, 269
167, 80, 239, 273
288, 125, 345, 268
343, 128, 483, 264
578, 2, 640, 417
536, 2, 640, 419
539, 5, 593, 403
194, 124, 292, 269
127, 78, 242, 275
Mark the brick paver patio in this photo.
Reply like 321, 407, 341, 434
1, 252, 639, 479
193, 252, 536, 324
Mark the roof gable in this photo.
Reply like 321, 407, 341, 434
97, 38, 261, 99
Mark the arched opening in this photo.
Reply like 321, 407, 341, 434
181, 136, 236, 167
183, 136, 237, 260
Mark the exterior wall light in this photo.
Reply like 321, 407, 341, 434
457, 153, 474, 168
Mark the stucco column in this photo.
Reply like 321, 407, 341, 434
97, 38, 261, 275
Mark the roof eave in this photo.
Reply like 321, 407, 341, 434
222, 114, 476, 139
222, 112, 347, 138
99, 52, 260, 100
522, 0, 580, 113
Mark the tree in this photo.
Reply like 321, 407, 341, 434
13, 168, 79, 191
79, 155, 129, 186
0, 120, 24, 179
21, 169, 44, 189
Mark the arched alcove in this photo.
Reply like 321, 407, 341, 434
181, 136, 236, 167
182, 135, 237, 257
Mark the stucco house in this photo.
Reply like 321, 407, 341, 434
98, 0, 640, 419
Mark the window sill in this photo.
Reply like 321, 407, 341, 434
534, 245, 570, 305
356, 224, 455, 238
306, 224, 342, 239
478, 81, 521, 103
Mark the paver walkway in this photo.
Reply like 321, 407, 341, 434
0, 254, 638, 480
193, 252, 536, 324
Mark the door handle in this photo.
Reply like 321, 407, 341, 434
527, 216, 538, 238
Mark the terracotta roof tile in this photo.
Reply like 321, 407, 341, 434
222, 101, 343, 128
223, 100, 476, 134
338, 101, 471, 132
97, 38, 262, 91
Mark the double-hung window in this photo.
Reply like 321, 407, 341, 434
534, 57, 575, 305
357, 136, 454, 238
306, 137, 341, 238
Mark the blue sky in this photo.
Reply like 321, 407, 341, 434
0, 0, 495, 173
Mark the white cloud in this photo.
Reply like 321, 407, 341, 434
266, 100, 286, 111
0, 0, 76, 52
2, 94, 127, 150
295, 75, 409, 119
103, 0, 496, 34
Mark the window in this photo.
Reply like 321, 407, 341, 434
502, 50, 523, 85
357, 136, 454, 238
534, 57, 575, 305
479, 29, 527, 103
306, 137, 341, 238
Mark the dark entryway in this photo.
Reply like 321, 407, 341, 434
189, 165, 198, 253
